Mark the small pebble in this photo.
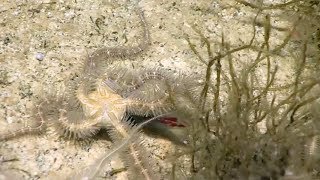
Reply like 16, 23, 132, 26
36, 52, 45, 61
6, 116, 13, 124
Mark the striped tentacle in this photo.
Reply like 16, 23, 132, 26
83, 6, 150, 77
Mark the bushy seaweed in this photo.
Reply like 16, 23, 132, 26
168, 0, 320, 179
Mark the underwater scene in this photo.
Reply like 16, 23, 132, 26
0, 0, 320, 179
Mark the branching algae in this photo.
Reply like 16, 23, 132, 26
168, 0, 320, 180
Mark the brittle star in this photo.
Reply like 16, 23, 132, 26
1, 3, 188, 180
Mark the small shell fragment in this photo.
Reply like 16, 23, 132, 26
35, 52, 45, 61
